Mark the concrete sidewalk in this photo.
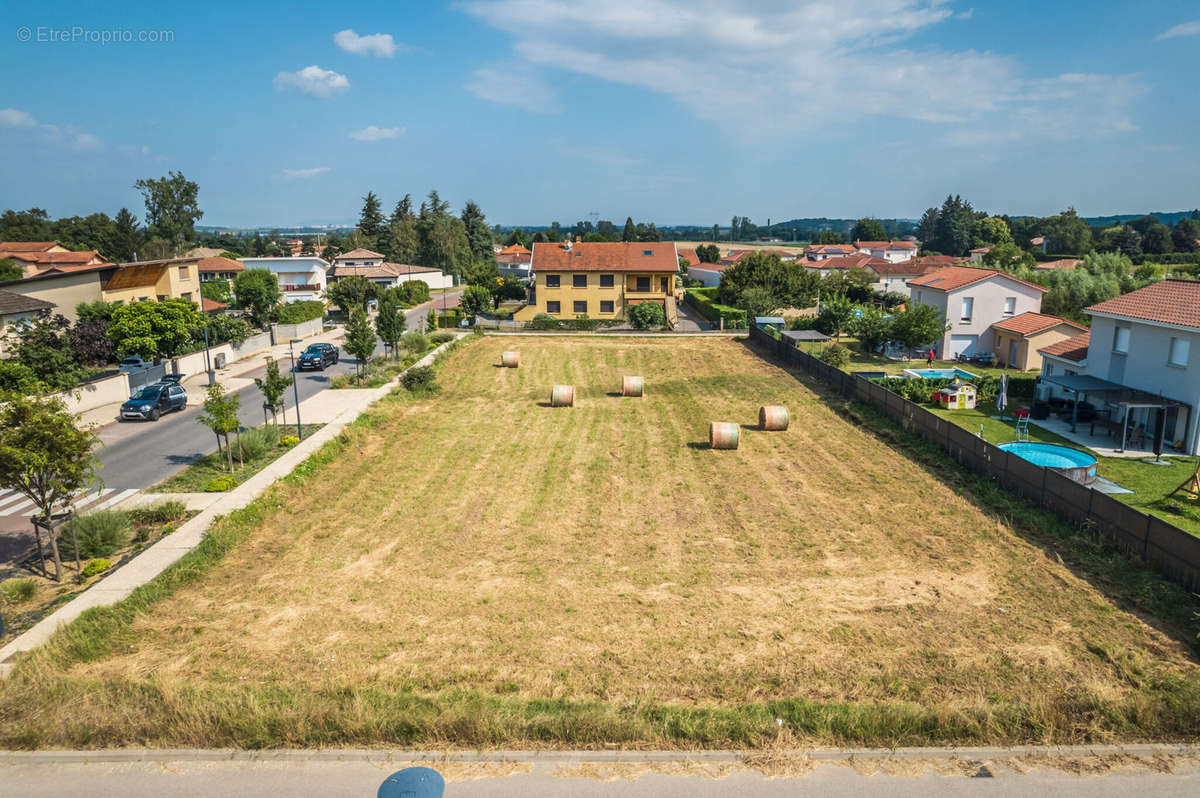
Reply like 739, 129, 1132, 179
0, 335, 464, 676
75, 326, 348, 430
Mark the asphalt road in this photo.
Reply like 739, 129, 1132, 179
3, 758, 1197, 797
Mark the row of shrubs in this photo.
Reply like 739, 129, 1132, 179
870, 374, 1037, 405
684, 287, 749, 329
277, 300, 326, 325
525, 313, 623, 331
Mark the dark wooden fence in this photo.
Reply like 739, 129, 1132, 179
749, 327, 1200, 592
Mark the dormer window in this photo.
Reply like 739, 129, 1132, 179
643, 250, 653, 256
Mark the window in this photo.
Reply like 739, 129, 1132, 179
600, 274, 614, 287
179, 265, 189, 280
546, 300, 560, 314
573, 274, 587, 288
1044, 363, 1054, 376
573, 300, 587, 314
1113, 325, 1130, 353
1169, 337, 1191, 367
600, 300, 614, 314
660, 277, 669, 292
643, 249, 653, 256
1003, 297, 1015, 315
636, 277, 651, 292
182, 292, 192, 301
960, 296, 973, 321
545, 274, 560, 287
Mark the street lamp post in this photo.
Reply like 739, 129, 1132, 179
288, 338, 303, 441
202, 304, 215, 385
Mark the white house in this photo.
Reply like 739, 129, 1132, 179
908, 266, 1046, 359
1038, 279, 1200, 455
802, 254, 883, 279
968, 247, 991, 263
805, 244, 858, 261
854, 240, 917, 263
687, 261, 727, 287
333, 248, 386, 268
238, 256, 330, 303
861, 259, 939, 296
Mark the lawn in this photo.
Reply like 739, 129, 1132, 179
150, 424, 323, 493
1, 337, 1197, 749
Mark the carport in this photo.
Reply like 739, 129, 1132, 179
781, 329, 831, 353
1038, 373, 1188, 453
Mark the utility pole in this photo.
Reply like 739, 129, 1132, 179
288, 338, 303, 441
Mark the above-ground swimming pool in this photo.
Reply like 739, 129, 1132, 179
902, 367, 978, 381
999, 442, 1098, 485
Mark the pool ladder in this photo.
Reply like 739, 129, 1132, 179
1015, 416, 1031, 442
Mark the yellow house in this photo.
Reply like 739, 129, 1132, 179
513, 241, 679, 325
100, 257, 203, 305
991, 311, 1088, 371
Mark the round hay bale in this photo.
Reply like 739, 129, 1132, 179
501, 351, 520, 368
622, 375, 645, 397
551, 384, 575, 407
759, 405, 790, 431
709, 422, 739, 450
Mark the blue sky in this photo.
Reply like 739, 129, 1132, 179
1, 1, 1198, 227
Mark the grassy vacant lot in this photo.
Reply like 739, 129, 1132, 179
1, 337, 1197, 749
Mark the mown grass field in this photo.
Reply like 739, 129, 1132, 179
1, 336, 1198, 749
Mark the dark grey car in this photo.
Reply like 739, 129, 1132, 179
297, 343, 339, 371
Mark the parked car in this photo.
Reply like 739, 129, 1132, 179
297, 342, 339, 371
119, 382, 188, 422
159, 373, 185, 384
118, 356, 151, 373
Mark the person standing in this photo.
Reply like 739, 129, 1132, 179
927, 348, 935, 366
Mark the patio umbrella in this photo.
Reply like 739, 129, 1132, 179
996, 374, 1008, 417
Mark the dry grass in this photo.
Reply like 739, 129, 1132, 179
1, 337, 1197, 748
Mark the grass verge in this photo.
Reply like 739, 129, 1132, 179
150, 424, 324, 493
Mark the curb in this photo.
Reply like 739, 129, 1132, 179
0, 336, 465, 678
481, 331, 748, 337
2, 743, 1197, 764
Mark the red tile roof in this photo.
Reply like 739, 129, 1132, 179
1084, 279, 1200, 329
677, 247, 698, 265
806, 244, 857, 256
1038, 331, 1090, 363
991, 311, 1085, 337
499, 243, 532, 256
908, 266, 1046, 293
5, 249, 107, 266
863, 258, 940, 276
497, 251, 532, 265
912, 255, 967, 269
0, 241, 61, 253
854, 240, 918, 250
196, 256, 244, 273
689, 261, 728, 272
807, 254, 887, 271
969, 247, 991, 254
335, 248, 385, 261
720, 249, 753, 264
1033, 258, 1082, 271
531, 242, 678, 273
201, 297, 227, 312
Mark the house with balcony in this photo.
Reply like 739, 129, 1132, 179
854, 240, 917, 263
238, 256, 329, 303
513, 241, 678, 325
1034, 280, 1200, 455
908, 266, 1046, 359
496, 244, 533, 279
197, 256, 243, 282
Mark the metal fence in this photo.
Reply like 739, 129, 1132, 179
749, 327, 1200, 592
125, 364, 167, 393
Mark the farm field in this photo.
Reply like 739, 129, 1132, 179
1, 336, 1197, 749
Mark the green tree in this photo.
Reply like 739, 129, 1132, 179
917, 207, 939, 246
622, 217, 636, 242
357, 191, 385, 245
1112, 225, 1142, 257
850, 218, 887, 242
107, 298, 204, 360
718, 251, 820, 309
461, 200, 495, 265
3, 314, 86, 390
1170, 218, 1200, 253
459, 283, 492, 317
933, 194, 974, 256
891, 304, 948, 350
629, 301, 667, 330
106, 207, 142, 263
0, 393, 100, 581
375, 290, 407, 359
253, 357, 292, 425
981, 241, 1034, 272
75, 300, 120, 322
695, 243, 720, 263
816, 293, 855, 341
1142, 222, 1174, 255
851, 304, 893, 352
739, 286, 778, 320
0, 258, 23, 281
342, 308, 377, 378
133, 171, 202, 250
324, 275, 377, 312
200, 280, 232, 304
197, 382, 240, 472
973, 216, 1013, 247
233, 268, 280, 326
1040, 208, 1093, 254
489, 275, 526, 309
426, 309, 437, 332
386, 195, 420, 263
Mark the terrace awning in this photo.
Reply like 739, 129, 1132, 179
782, 329, 831, 343
1038, 374, 1126, 394
1037, 374, 1186, 447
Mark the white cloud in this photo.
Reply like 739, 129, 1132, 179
0, 108, 37, 128
280, 167, 331, 178
465, 63, 560, 112
462, 1, 1142, 142
349, 125, 406, 141
1156, 21, 1200, 40
273, 65, 350, 99
72, 132, 101, 151
333, 28, 400, 57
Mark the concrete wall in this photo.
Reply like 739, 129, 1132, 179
171, 343, 234, 379
56, 372, 131, 414
231, 330, 272, 359
272, 317, 323, 343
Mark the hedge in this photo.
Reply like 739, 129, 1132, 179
871, 374, 1037, 404
684, 288, 748, 329
1130, 252, 1200, 267
277, 300, 326, 324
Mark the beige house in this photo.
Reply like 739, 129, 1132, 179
0, 266, 109, 322
990, 311, 1087, 371
100, 258, 202, 305
908, 266, 1047, 359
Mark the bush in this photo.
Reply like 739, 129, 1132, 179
402, 365, 438, 393
629, 302, 667, 330
276, 300, 325, 325
401, 331, 430, 354
280, 435, 299, 447
818, 344, 851, 368
527, 313, 562, 330
59, 510, 131, 559
238, 425, 281, 461
81, 559, 113, 578
0, 360, 39, 393
684, 288, 748, 329
127, 500, 187, 526
429, 332, 454, 344
1, 577, 36, 603
204, 475, 236, 492
397, 280, 431, 305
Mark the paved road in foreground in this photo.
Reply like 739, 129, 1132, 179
3, 758, 1197, 797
